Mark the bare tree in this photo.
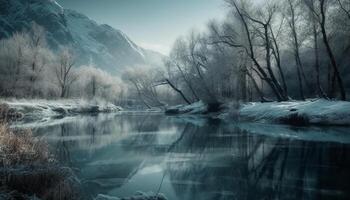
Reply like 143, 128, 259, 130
123, 67, 166, 108
286, 0, 307, 99
187, 31, 220, 104
304, 0, 346, 100
161, 60, 192, 104
27, 23, 50, 96
337, 0, 350, 20
307, 0, 328, 98
170, 38, 200, 101
225, 0, 288, 101
55, 49, 77, 98
268, 17, 288, 95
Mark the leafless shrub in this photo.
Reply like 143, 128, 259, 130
0, 123, 50, 166
0, 104, 23, 123
0, 123, 81, 199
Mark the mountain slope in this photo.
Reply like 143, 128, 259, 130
0, 0, 164, 74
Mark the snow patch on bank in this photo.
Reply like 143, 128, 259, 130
165, 101, 208, 115
239, 99, 350, 125
2, 99, 122, 122
167, 99, 350, 126
95, 192, 167, 200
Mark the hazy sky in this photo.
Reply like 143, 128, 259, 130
56, 0, 226, 55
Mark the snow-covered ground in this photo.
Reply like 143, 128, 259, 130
4, 98, 350, 126
2, 99, 122, 122
166, 99, 350, 126
238, 99, 350, 126
165, 101, 208, 115
95, 192, 167, 200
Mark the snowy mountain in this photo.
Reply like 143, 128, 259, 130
0, 0, 164, 74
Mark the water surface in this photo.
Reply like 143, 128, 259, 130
30, 113, 350, 200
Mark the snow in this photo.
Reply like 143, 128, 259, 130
119, 31, 146, 59
95, 194, 120, 200
2, 99, 122, 122
95, 192, 167, 200
238, 99, 350, 125
40, 0, 64, 14
168, 99, 350, 126
165, 101, 208, 115
52, 0, 63, 10
48, 0, 63, 13
0, 0, 164, 75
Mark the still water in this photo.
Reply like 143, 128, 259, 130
30, 112, 350, 200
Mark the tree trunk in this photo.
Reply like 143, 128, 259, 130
132, 82, 151, 109
312, 21, 327, 98
270, 25, 288, 95
240, 64, 248, 102
296, 61, 305, 100
60, 86, 66, 98
175, 63, 200, 101
319, 0, 346, 100
247, 71, 268, 102
165, 79, 191, 104
264, 25, 286, 100
231, 1, 286, 101
288, 0, 306, 99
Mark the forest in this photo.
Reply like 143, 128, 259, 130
145, 0, 350, 107
0, 0, 349, 110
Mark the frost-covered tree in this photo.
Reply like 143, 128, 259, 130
123, 67, 167, 108
0, 23, 56, 98
55, 48, 77, 98
303, 0, 347, 100
73, 65, 123, 101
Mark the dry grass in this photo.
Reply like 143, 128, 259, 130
0, 123, 50, 167
0, 103, 23, 123
0, 122, 81, 199
2, 166, 81, 200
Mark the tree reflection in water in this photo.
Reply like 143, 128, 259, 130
32, 113, 350, 200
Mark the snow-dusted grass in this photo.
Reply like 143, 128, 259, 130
239, 99, 350, 126
0, 123, 49, 166
2, 98, 122, 121
167, 99, 350, 126
165, 101, 208, 115
95, 192, 167, 200
0, 122, 81, 199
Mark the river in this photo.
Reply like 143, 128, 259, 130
27, 112, 350, 200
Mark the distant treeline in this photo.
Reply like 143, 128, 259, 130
0, 22, 124, 101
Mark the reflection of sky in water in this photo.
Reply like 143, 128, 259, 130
29, 113, 350, 200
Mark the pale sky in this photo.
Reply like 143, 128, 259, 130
56, 0, 227, 55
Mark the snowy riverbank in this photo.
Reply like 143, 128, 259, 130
1, 99, 123, 122
166, 99, 350, 126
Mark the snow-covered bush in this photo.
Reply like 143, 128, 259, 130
72, 65, 124, 101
